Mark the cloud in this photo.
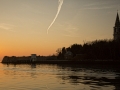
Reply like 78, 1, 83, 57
0, 23, 15, 32
84, 6, 113, 10
83, 1, 119, 10
62, 23, 80, 37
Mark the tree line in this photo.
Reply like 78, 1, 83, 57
56, 39, 120, 60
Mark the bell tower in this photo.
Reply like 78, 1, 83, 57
113, 12, 120, 41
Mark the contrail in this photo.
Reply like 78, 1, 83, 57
47, 0, 64, 34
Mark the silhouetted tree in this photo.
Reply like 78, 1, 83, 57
56, 39, 120, 61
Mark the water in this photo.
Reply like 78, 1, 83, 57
0, 63, 120, 90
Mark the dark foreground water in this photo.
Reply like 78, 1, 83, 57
0, 63, 120, 90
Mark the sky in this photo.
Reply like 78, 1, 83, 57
0, 0, 120, 61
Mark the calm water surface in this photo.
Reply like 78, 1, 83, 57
0, 63, 120, 90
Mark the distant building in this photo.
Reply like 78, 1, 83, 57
113, 12, 120, 41
31, 54, 37, 62
64, 51, 73, 60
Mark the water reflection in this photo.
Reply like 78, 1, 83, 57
31, 64, 36, 69
56, 64, 120, 90
1, 63, 120, 90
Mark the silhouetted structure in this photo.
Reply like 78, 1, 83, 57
114, 12, 120, 41
30, 54, 37, 62
64, 51, 73, 60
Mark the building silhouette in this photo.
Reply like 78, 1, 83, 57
113, 12, 120, 41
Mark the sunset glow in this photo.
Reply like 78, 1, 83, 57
0, 0, 120, 61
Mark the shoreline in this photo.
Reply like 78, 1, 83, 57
1, 60, 120, 65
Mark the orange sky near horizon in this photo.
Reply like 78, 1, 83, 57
0, 0, 120, 61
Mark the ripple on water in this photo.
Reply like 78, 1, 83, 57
0, 63, 120, 90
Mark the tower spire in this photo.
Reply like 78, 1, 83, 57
113, 11, 120, 41
115, 11, 120, 26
